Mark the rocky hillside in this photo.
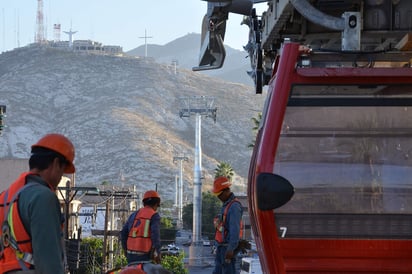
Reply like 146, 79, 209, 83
127, 33, 254, 86
0, 45, 265, 201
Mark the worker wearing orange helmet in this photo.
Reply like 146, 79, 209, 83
212, 176, 243, 274
121, 190, 162, 265
0, 133, 76, 274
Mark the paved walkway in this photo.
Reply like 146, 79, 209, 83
187, 264, 215, 274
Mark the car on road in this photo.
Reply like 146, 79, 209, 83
182, 240, 192, 246
161, 244, 180, 256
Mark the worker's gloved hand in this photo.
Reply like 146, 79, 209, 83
224, 249, 234, 264
234, 239, 252, 255
153, 253, 162, 264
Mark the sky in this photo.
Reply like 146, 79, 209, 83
0, 1, 267, 53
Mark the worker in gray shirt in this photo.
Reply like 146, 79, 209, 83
0, 133, 76, 274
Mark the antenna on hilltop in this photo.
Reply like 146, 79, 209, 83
2, 8, 5, 52
53, 23, 61, 42
35, 0, 45, 44
17, 10, 20, 48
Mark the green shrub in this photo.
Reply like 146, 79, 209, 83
161, 252, 188, 274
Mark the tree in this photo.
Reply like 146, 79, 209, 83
201, 192, 222, 239
160, 216, 178, 246
182, 192, 221, 239
214, 162, 234, 180
182, 203, 193, 230
248, 112, 262, 148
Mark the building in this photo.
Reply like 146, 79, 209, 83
0, 159, 28, 192
49, 39, 124, 56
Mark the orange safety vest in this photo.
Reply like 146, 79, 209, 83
126, 206, 156, 254
0, 172, 38, 273
214, 198, 243, 244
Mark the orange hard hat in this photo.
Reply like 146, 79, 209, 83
119, 265, 146, 274
31, 133, 75, 173
143, 190, 160, 201
212, 176, 232, 195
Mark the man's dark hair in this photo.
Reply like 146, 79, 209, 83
143, 197, 160, 207
29, 147, 67, 171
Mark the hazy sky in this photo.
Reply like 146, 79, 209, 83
1, 1, 267, 53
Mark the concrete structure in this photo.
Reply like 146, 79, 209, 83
0, 160, 83, 240
72, 40, 103, 52
49, 39, 123, 56
51, 41, 70, 48
103, 45, 123, 55
0, 159, 28, 192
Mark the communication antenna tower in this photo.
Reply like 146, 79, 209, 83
178, 96, 217, 266
2, 9, 5, 51
53, 23, 61, 42
35, 0, 45, 44
16, 10, 20, 48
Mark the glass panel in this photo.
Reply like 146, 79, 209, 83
291, 84, 412, 98
275, 85, 412, 215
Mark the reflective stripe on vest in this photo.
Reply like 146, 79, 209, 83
0, 172, 38, 273
126, 206, 156, 254
214, 198, 243, 243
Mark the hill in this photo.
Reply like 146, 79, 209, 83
126, 33, 254, 86
0, 45, 265, 201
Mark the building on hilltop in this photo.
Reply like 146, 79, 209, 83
48, 39, 123, 56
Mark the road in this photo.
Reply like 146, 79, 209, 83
181, 244, 244, 274
188, 265, 215, 274
179, 244, 215, 273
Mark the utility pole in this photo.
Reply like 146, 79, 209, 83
57, 182, 98, 273
85, 189, 136, 273
139, 29, 153, 58
102, 199, 110, 273
57, 182, 98, 241
178, 96, 217, 266
173, 155, 188, 227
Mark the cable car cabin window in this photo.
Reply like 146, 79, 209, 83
274, 84, 412, 239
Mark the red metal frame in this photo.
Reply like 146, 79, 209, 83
248, 42, 412, 273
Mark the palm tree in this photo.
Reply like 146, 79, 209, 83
248, 112, 262, 148
214, 162, 234, 180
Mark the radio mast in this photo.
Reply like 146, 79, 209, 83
35, 0, 45, 44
